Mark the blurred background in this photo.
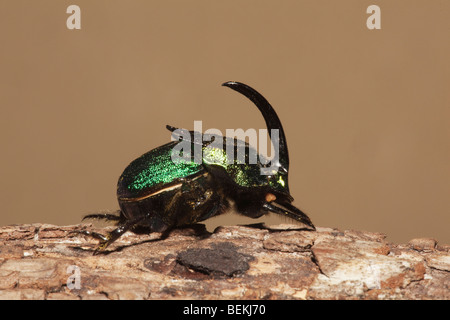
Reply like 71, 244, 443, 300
0, 1, 448, 244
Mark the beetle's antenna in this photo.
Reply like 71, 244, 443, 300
222, 81, 290, 173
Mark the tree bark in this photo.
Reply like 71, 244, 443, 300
0, 223, 448, 300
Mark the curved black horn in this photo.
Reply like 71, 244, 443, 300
222, 81, 289, 171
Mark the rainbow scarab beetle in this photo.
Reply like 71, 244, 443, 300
77, 81, 315, 252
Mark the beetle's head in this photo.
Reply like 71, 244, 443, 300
223, 81, 314, 230
222, 81, 291, 191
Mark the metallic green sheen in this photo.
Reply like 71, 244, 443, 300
203, 145, 287, 193
118, 140, 288, 199
117, 141, 204, 199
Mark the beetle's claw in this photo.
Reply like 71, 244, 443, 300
69, 229, 113, 253
93, 238, 111, 254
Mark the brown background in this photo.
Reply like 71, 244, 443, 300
1, 1, 449, 244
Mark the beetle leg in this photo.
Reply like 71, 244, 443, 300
263, 201, 315, 231
68, 230, 109, 242
163, 176, 207, 215
82, 212, 122, 222
70, 215, 148, 253
93, 215, 148, 253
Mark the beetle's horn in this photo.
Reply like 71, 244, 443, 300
222, 81, 289, 172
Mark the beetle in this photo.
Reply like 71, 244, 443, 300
76, 81, 315, 252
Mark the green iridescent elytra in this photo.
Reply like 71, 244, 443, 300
79, 81, 315, 252
118, 141, 204, 199
118, 136, 288, 201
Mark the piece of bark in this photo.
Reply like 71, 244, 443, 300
0, 223, 448, 300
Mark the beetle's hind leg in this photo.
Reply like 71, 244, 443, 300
82, 210, 123, 224
68, 229, 112, 254
70, 213, 148, 253
90, 215, 148, 253
69, 229, 109, 242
